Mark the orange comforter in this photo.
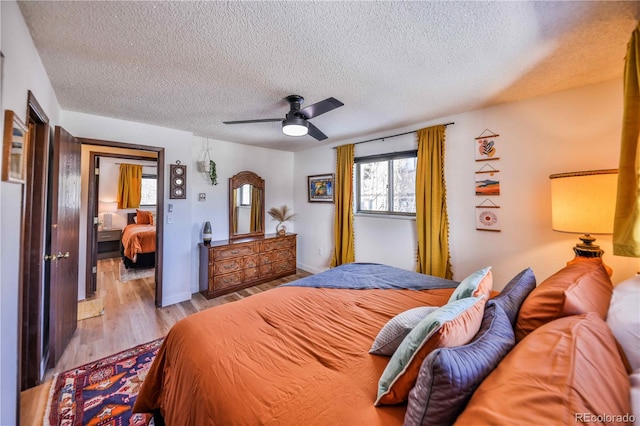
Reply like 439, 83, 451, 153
121, 224, 156, 261
133, 285, 454, 425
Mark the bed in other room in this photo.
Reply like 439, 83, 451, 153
121, 210, 156, 269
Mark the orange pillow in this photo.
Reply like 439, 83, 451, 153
515, 259, 612, 341
136, 209, 153, 225
455, 313, 631, 425
375, 296, 486, 405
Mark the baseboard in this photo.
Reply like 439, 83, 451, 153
297, 263, 328, 275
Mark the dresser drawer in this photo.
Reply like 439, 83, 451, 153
244, 267, 259, 282
272, 248, 295, 263
244, 254, 259, 269
213, 243, 257, 261
259, 263, 274, 277
212, 258, 243, 275
258, 253, 273, 265
213, 271, 243, 291
273, 259, 296, 275
261, 236, 295, 252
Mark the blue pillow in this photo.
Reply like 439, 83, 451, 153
404, 303, 515, 426
488, 268, 536, 327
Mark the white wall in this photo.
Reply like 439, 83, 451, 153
190, 136, 294, 293
62, 111, 195, 306
0, 1, 61, 422
294, 78, 640, 288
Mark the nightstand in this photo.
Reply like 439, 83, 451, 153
97, 229, 122, 259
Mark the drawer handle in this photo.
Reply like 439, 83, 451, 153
223, 263, 235, 269
230, 249, 240, 255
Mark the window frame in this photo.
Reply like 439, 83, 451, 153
354, 150, 417, 217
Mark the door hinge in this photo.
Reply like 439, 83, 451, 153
93, 216, 99, 225
92, 266, 97, 274
95, 167, 100, 175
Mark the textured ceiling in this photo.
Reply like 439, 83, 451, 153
18, 1, 640, 152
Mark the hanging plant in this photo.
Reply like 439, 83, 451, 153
209, 160, 218, 185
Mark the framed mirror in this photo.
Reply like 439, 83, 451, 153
229, 171, 265, 240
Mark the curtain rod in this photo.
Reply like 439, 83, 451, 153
333, 122, 454, 148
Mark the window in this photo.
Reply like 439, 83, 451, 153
140, 174, 157, 206
355, 150, 417, 215
239, 184, 251, 206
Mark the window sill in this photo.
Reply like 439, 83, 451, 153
354, 212, 416, 221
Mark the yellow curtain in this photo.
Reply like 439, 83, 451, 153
330, 144, 355, 267
117, 164, 142, 209
415, 125, 453, 278
614, 22, 640, 257
250, 188, 262, 232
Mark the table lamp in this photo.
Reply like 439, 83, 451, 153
99, 201, 118, 230
550, 169, 617, 274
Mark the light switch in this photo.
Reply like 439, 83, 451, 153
168, 203, 173, 212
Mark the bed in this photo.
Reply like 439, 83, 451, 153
121, 211, 156, 269
133, 263, 459, 424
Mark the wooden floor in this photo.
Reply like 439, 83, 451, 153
20, 258, 311, 425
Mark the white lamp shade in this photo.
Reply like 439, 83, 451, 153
550, 169, 617, 234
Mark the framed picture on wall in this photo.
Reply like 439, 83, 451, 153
307, 174, 334, 203
2, 110, 28, 184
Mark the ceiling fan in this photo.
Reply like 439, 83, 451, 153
223, 95, 344, 141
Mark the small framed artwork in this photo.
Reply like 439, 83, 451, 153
308, 173, 334, 203
475, 200, 501, 232
475, 167, 500, 195
2, 110, 28, 184
475, 131, 500, 162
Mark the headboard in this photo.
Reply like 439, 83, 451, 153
127, 212, 136, 225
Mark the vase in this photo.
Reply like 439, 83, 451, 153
203, 221, 212, 244
276, 222, 287, 236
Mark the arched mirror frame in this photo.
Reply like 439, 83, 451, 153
229, 171, 265, 240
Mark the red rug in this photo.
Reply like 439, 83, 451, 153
45, 338, 163, 426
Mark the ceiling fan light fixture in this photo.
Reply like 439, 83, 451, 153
282, 116, 309, 137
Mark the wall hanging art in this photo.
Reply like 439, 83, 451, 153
475, 129, 500, 162
169, 161, 187, 199
475, 163, 500, 196
475, 199, 501, 232
307, 174, 334, 203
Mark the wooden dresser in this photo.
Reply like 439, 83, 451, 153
199, 233, 297, 299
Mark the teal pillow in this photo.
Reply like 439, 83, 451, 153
375, 296, 487, 405
448, 267, 492, 302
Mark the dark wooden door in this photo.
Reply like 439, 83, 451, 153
48, 126, 81, 366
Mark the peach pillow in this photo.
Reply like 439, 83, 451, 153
515, 259, 612, 341
136, 209, 154, 225
455, 313, 631, 425
375, 296, 486, 405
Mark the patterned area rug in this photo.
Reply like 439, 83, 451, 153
44, 338, 163, 426
119, 261, 155, 282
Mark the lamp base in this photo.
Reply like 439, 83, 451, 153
567, 234, 612, 276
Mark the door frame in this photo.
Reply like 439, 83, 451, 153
19, 91, 50, 391
80, 138, 165, 306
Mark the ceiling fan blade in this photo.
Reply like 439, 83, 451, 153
299, 97, 344, 119
223, 118, 282, 124
307, 122, 328, 141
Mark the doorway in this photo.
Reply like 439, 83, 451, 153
81, 138, 165, 307
85, 151, 158, 317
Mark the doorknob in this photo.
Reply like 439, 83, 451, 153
44, 254, 58, 261
57, 251, 70, 259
